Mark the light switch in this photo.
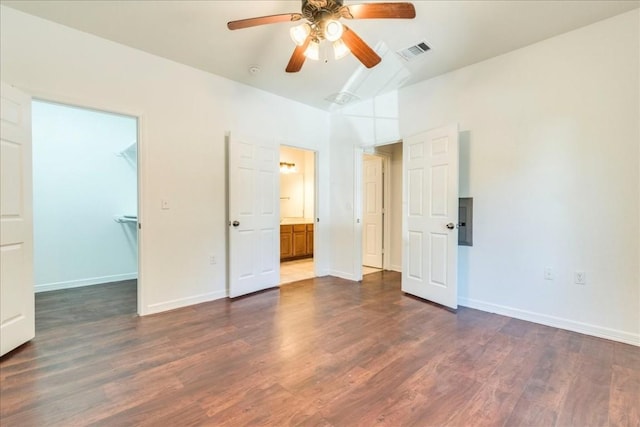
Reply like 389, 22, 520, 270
161, 199, 170, 210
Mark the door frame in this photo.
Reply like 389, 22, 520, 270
354, 147, 363, 281
355, 145, 394, 280
27, 89, 146, 315
278, 144, 320, 279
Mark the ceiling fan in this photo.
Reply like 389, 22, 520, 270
227, 0, 416, 73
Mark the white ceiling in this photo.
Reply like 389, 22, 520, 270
3, 0, 638, 110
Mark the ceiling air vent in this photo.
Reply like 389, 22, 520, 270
325, 92, 360, 105
397, 41, 431, 61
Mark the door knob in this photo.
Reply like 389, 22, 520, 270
232, 221, 240, 227
446, 222, 455, 230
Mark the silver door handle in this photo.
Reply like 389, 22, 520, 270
232, 221, 240, 227
446, 223, 455, 230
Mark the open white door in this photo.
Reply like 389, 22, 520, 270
362, 154, 383, 268
402, 125, 459, 309
228, 134, 279, 298
1, 83, 35, 356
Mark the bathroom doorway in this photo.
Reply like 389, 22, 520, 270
279, 146, 316, 284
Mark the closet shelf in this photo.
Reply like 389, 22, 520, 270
117, 142, 136, 156
116, 141, 137, 165
114, 215, 137, 224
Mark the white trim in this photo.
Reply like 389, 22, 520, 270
459, 297, 640, 347
381, 154, 391, 271
35, 273, 138, 293
136, 114, 146, 317
25, 86, 146, 316
18, 86, 144, 120
360, 151, 391, 272
277, 143, 321, 280
313, 149, 320, 278
356, 143, 400, 281
144, 290, 226, 315
329, 270, 359, 282
354, 147, 364, 281
389, 264, 402, 273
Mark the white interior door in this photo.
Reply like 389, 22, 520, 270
402, 125, 459, 309
362, 154, 383, 268
228, 134, 279, 298
1, 82, 35, 356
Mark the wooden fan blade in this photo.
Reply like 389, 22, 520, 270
341, 3, 416, 20
227, 13, 302, 30
286, 36, 312, 73
341, 26, 381, 69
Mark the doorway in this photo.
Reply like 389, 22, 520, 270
360, 142, 403, 277
31, 100, 140, 320
279, 146, 316, 284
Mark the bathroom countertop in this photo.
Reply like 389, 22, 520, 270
280, 218, 314, 225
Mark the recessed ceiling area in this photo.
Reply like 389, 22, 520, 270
3, 0, 638, 110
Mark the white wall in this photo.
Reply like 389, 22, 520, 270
1, 6, 331, 314
329, 90, 402, 279
328, 119, 360, 279
4, 5, 637, 344
330, 10, 640, 345
32, 101, 138, 291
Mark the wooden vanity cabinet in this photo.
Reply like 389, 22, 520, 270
280, 225, 293, 259
292, 224, 307, 257
280, 223, 313, 261
306, 224, 314, 255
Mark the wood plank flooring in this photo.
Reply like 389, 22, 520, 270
1, 272, 638, 426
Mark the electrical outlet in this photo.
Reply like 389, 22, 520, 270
575, 271, 586, 285
544, 267, 554, 280
209, 255, 216, 265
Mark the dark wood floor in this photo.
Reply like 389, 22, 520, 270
1, 273, 638, 426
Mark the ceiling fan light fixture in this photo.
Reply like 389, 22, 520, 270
304, 40, 320, 60
333, 39, 350, 60
324, 19, 344, 42
228, 1, 416, 72
290, 23, 311, 46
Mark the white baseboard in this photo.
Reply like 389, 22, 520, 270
459, 297, 640, 347
314, 268, 330, 277
35, 273, 138, 293
329, 270, 359, 281
142, 290, 227, 316
389, 264, 402, 273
